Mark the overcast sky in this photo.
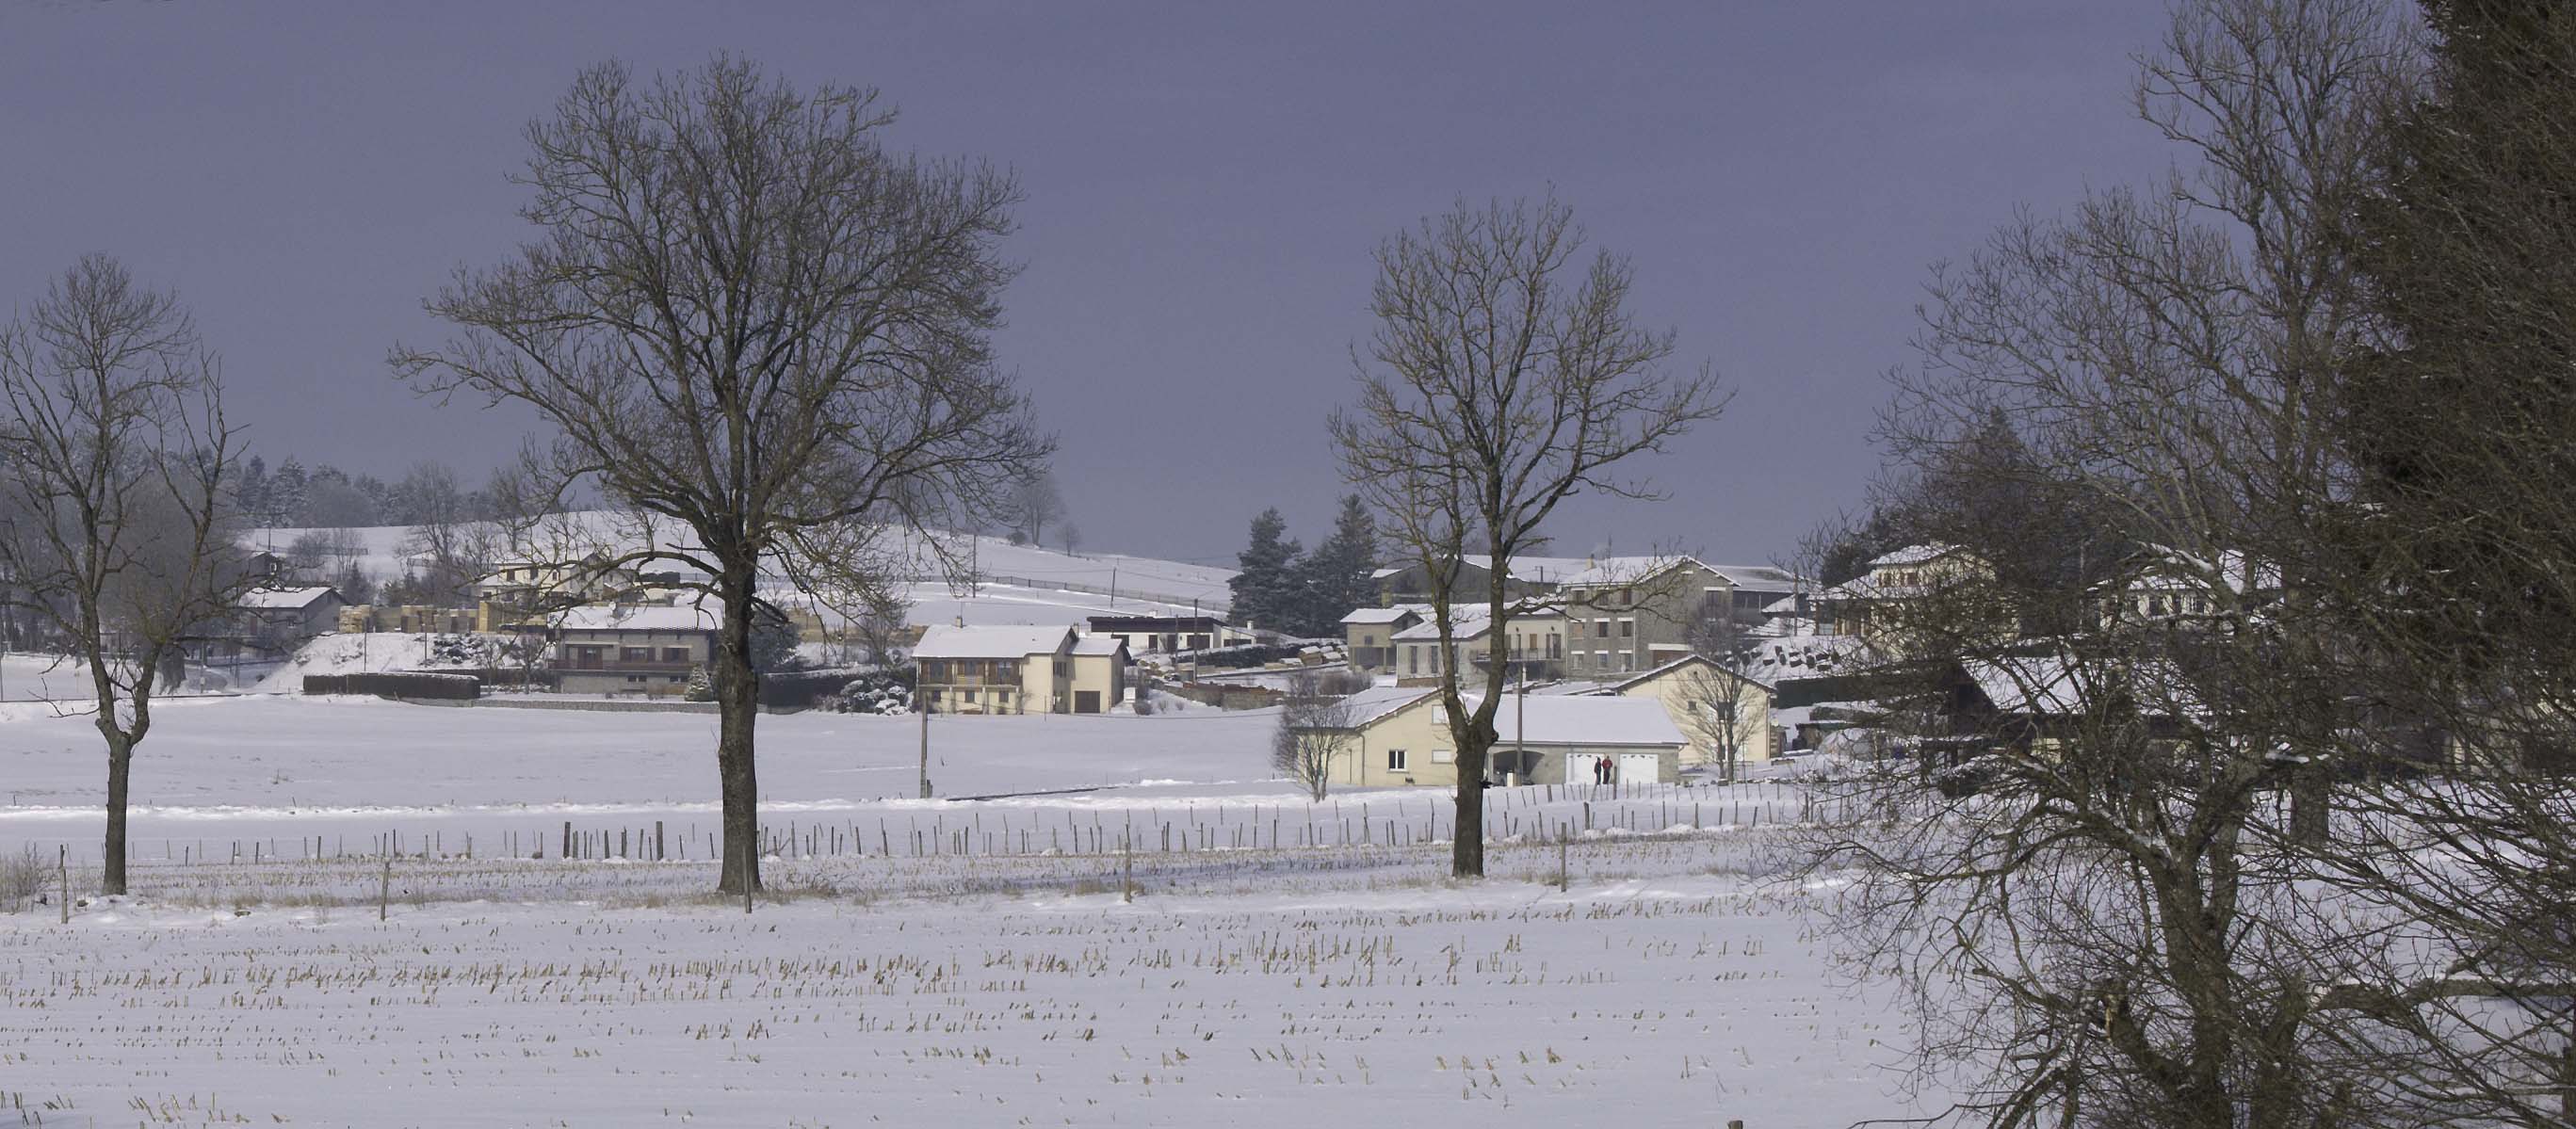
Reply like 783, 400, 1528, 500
3, 1, 2182, 566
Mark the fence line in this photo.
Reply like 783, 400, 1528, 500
13, 780, 1834, 870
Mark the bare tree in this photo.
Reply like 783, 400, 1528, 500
1330, 196, 1724, 878
1004, 469, 1065, 547
1274, 669, 1368, 801
392, 56, 1047, 894
1811, 1, 2447, 1124
395, 461, 488, 605
1677, 615, 1763, 781
0, 255, 253, 895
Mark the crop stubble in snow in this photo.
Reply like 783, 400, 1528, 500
0, 835, 1918, 1127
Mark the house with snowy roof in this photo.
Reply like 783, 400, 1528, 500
1818, 544, 2005, 644
551, 604, 719, 697
1596, 653, 1778, 768
1338, 605, 1423, 675
1308, 684, 1687, 788
1386, 602, 1565, 685
914, 622, 1127, 715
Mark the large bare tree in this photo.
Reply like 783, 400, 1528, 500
392, 56, 1046, 894
1329, 196, 1724, 878
1814, 1, 2450, 1124
0, 255, 252, 895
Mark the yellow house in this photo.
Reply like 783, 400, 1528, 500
1315, 685, 1688, 788
1601, 654, 1777, 767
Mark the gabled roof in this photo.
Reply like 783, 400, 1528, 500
1870, 543, 1966, 570
1339, 605, 1428, 625
1373, 555, 1606, 586
238, 586, 341, 610
911, 623, 1077, 659
1599, 653, 1775, 693
1070, 635, 1127, 657
1553, 555, 1703, 589
1333, 684, 1442, 727
1705, 565, 1804, 592
1487, 694, 1688, 748
554, 604, 720, 632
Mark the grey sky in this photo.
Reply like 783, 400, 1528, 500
3, 1, 2178, 567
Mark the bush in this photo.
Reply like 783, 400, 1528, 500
1, 847, 43, 911
822, 667, 915, 715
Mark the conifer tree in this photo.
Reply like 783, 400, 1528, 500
1226, 508, 1301, 634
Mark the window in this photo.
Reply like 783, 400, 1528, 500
621, 647, 653, 663
1619, 587, 1633, 605
1548, 635, 1563, 658
661, 647, 689, 663
1594, 620, 1610, 638
1618, 619, 1633, 638
1386, 748, 1409, 771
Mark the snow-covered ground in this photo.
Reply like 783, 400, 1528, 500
1, 843, 1924, 1127
0, 652, 112, 701
0, 694, 1920, 1125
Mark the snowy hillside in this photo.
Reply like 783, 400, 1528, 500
249, 511, 1234, 627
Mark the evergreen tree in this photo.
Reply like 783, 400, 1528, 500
238, 456, 270, 525
271, 457, 310, 525
1226, 508, 1301, 634
1292, 494, 1379, 636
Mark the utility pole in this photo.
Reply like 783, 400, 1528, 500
917, 697, 932, 798
1515, 662, 1528, 787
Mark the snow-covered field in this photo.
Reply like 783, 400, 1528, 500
0, 694, 1922, 1126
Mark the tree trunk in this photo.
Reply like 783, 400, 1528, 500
713, 573, 763, 895
1451, 735, 1487, 878
2289, 759, 2329, 846
102, 739, 130, 895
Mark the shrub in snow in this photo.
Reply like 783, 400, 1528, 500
822, 666, 914, 715
683, 665, 714, 702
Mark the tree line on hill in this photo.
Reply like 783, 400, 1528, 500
1223, 495, 1378, 639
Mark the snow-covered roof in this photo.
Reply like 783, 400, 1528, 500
1485, 694, 1687, 748
554, 605, 721, 633
1963, 653, 2205, 719
1599, 653, 1775, 694
1705, 565, 1804, 592
1553, 555, 1701, 589
1390, 605, 1499, 642
912, 623, 1075, 659
1739, 633, 1867, 684
1070, 635, 1126, 657
1373, 555, 1605, 586
1334, 684, 1441, 727
237, 586, 341, 610
1339, 605, 1427, 625
1870, 543, 1965, 570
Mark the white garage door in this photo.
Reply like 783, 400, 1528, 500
1564, 752, 1606, 787
1617, 752, 1660, 785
